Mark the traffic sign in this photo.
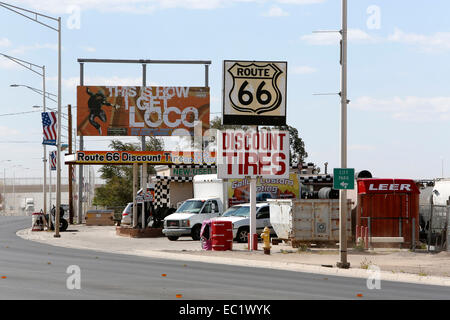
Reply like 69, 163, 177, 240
222, 60, 287, 126
333, 168, 355, 190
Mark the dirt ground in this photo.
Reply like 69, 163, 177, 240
16, 224, 450, 286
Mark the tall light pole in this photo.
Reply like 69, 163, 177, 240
337, 0, 350, 269
0, 2, 63, 237
1, 53, 49, 225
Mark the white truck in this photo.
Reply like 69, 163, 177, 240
23, 198, 35, 216
163, 174, 228, 241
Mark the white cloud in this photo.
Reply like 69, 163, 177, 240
349, 144, 375, 152
12, 0, 323, 14
388, 27, 450, 53
0, 126, 20, 137
263, 6, 289, 17
0, 38, 11, 47
351, 96, 450, 122
82, 46, 96, 52
10, 43, 58, 55
53, 76, 160, 89
301, 28, 377, 45
292, 65, 316, 74
277, 0, 325, 3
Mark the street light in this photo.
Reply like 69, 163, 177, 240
0, 1, 62, 237
10, 84, 57, 103
0, 53, 50, 227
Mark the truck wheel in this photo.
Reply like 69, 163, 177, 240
191, 225, 201, 241
167, 236, 179, 241
60, 219, 68, 232
236, 227, 249, 243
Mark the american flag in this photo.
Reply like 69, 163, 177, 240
41, 112, 57, 145
49, 151, 57, 171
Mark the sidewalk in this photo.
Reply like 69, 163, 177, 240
17, 224, 450, 287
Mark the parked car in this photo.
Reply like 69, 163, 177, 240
214, 202, 277, 243
121, 202, 143, 225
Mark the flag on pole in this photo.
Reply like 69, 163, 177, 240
42, 112, 57, 145
49, 151, 57, 171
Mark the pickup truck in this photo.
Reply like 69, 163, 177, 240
163, 198, 223, 240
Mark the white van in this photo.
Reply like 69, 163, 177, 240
163, 174, 227, 241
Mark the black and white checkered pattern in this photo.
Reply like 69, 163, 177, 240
299, 174, 333, 184
152, 176, 193, 208
291, 162, 316, 170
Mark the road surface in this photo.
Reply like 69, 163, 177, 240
1, 216, 449, 300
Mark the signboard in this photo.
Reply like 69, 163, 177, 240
170, 166, 217, 177
333, 168, 355, 190
223, 60, 287, 126
227, 174, 300, 207
66, 151, 216, 165
77, 86, 210, 136
217, 129, 289, 179
357, 179, 420, 194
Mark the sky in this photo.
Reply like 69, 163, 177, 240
0, 0, 449, 181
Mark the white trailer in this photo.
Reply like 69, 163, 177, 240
269, 198, 352, 247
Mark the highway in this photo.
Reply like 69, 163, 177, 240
0, 216, 449, 300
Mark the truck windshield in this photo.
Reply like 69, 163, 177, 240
176, 200, 204, 214
223, 206, 249, 217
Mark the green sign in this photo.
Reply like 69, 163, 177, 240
333, 168, 355, 190
171, 167, 217, 178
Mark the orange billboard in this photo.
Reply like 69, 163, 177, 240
77, 86, 210, 136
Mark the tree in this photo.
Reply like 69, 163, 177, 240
93, 137, 163, 209
210, 116, 308, 166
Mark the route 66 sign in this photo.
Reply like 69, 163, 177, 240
223, 60, 287, 126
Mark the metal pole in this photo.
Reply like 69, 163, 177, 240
78, 62, 84, 224
54, 17, 61, 238
141, 63, 146, 229
133, 163, 138, 228
142, 163, 147, 229
412, 217, 415, 251
428, 197, 433, 251
250, 176, 256, 251
337, 0, 350, 268
205, 64, 209, 87
68, 104, 73, 224
42, 65, 47, 223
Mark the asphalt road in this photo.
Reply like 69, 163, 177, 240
1, 216, 449, 300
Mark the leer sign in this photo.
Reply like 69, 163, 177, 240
217, 130, 289, 179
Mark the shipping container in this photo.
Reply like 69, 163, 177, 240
269, 199, 352, 247
357, 179, 420, 247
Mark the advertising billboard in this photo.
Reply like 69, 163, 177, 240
217, 129, 290, 179
227, 174, 300, 207
223, 60, 287, 126
77, 86, 210, 136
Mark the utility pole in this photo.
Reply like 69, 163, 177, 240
337, 0, 350, 269
68, 104, 74, 224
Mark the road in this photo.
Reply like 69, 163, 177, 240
1, 216, 449, 300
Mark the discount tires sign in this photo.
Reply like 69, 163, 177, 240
217, 129, 289, 179
223, 60, 287, 126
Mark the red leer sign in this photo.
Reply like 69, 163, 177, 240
217, 129, 289, 179
357, 179, 420, 194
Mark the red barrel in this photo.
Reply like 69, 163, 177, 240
211, 220, 233, 251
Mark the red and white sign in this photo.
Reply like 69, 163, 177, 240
217, 129, 289, 179
357, 179, 420, 194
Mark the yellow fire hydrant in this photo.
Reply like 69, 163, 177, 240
261, 226, 271, 255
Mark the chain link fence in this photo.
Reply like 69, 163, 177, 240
419, 204, 449, 252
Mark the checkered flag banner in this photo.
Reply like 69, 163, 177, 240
41, 112, 57, 146
49, 151, 57, 171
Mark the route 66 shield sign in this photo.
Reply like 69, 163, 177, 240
223, 60, 287, 126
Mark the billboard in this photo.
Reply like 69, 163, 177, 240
77, 86, 210, 136
217, 129, 290, 179
227, 174, 300, 207
66, 150, 216, 165
223, 60, 287, 126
